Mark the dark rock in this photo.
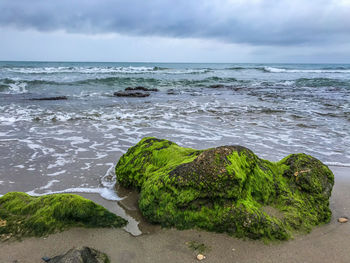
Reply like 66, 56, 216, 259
31, 96, 68, 101
208, 84, 225, 89
114, 91, 150, 97
125, 86, 159, 92
47, 247, 109, 263
115, 137, 334, 240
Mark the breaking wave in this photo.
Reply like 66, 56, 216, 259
2, 66, 211, 75
264, 66, 350, 73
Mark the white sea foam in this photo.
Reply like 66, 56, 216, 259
4, 66, 209, 75
264, 67, 350, 73
324, 162, 350, 167
26, 187, 121, 201
47, 170, 66, 176
47, 154, 72, 169
80, 162, 91, 170
0, 116, 17, 124
26, 163, 122, 201
100, 163, 116, 189
19, 139, 55, 159
5, 82, 28, 94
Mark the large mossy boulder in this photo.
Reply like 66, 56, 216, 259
0, 192, 127, 239
115, 137, 334, 240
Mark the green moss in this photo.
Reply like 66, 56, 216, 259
0, 192, 127, 239
115, 137, 334, 240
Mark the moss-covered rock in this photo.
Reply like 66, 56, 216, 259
115, 137, 334, 240
0, 192, 127, 239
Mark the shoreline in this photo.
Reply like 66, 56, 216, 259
0, 166, 349, 263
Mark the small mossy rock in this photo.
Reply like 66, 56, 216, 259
280, 153, 334, 198
115, 137, 334, 240
48, 246, 109, 263
0, 192, 127, 239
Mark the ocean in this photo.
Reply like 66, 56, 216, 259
0, 61, 349, 200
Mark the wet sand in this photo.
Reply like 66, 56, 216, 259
0, 166, 349, 263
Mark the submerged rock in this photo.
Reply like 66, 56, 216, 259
114, 86, 158, 98
115, 137, 334, 240
208, 84, 226, 89
0, 192, 127, 239
125, 86, 159, 92
114, 91, 150, 97
30, 96, 68, 100
47, 246, 109, 263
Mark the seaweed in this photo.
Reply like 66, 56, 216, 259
115, 137, 334, 240
0, 192, 127, 239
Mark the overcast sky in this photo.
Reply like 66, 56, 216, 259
1, 0, 349, 63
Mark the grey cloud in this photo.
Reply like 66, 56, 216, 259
1, 0, 349, 45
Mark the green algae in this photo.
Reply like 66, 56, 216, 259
0, 192, 127, 239
115, 137, 334, 240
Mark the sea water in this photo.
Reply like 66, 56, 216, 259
0, 61, 349, 199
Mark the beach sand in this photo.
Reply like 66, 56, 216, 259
0, 166, 349, 263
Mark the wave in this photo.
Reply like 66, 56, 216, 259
2, 76, 347, 96
264, 66, 350, 73
74, 76, 238, 88
225, 67, 246, 70
0, 79, 28, 94
0, 76, 239, 92
4, 66, 156, 74
225, 66, 267, 71
322, 66, 350, 70
153, 66, 169, 70
0, 78, 61, 94
2, 66, 211, 75
295, 78, 350, 88
324, 162, 350, 167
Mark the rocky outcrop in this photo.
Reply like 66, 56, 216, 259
115, 137, 334, 240
0, 192, 127, 239
125, 86, 159, 92
114, 86, 158, 97
31, 96, 68, 100
46, 247, 109, 263
114, 91, 150, 97
208, 84, 226, 89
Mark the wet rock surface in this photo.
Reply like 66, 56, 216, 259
125, 86, 159, 92
46, 246, 109, 263
30, 96, 68, 100
114, 86, 158, 97
114, 91, 150, 97
208, 84, 226, 89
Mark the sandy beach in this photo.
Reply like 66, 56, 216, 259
1, 1, 349, 261
0, 166, 349, 263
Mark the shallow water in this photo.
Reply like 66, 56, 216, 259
0, 62, 349, 202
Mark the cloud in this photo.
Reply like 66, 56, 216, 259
0, 0, 349, 46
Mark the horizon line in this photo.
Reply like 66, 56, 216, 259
0, 60, 349, 64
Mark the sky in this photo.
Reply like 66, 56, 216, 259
0, 0, 350, 63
